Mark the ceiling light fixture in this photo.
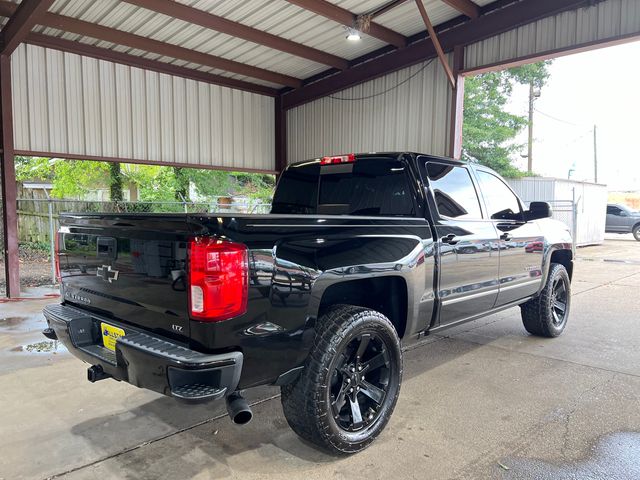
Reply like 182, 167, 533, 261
345, 26, 361, 41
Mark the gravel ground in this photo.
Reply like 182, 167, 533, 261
0, 244, 56, 296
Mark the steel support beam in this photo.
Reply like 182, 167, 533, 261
0, 55, 19, 297
0, 0, 54, 55
415, 0, 455, 88
123, 0, 348, 70
448, 45, 465, 159
441, 0, 480, 19
285, 0, 407, 48
282, 0, 593, 109
274, 97, 288, 175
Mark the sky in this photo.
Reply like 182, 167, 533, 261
503, 39, 640, 191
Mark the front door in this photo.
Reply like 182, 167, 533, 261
423, 160, 500, 327
474, 169, 544, 306
606, 205, 627, 232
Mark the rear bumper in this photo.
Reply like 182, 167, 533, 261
43, 304, 243, 403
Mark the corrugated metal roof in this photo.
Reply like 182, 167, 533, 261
18, 0, 490, 88
465, 0, 640, 70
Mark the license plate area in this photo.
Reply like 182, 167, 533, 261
101, 322, 125, 351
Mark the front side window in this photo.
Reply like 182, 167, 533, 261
425, 163, 482, 219
476, 171, 523, 221
607, 205, 621, 215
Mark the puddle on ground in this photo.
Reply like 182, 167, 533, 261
0, 316, 28, 328
12, 340, 67, 354
500, 432, 640, 479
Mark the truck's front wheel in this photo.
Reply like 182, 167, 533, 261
520, 263, 571, 337
280, 305, 402, 454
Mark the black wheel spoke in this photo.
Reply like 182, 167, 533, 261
349, 396, 363, 428
360, 380, 385, 405
554, 300, 566, 313
355, 334, 371, 359
362, 351, 386, 373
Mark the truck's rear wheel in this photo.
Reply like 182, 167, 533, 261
280, 305, 402, 454
520, 263, 571, 337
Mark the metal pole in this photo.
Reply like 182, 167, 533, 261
44, 188, 56, 284
571, 188, 577, 258
527, 81, 534, 173
593, 124, 598, 183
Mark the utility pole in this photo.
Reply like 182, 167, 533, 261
593, 124, 598, 183
527, 81, 535, 173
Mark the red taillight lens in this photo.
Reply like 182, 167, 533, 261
320, 153, 355, 165
54, 232, 61, 283
188, 237, 248, 322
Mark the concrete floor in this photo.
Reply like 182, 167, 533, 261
1, 238, 639, 480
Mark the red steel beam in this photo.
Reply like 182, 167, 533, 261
14, 150, 279, 175
282, 0, 596, 109
0, 0, 54, 55
0, 55, 20, 297
124, 0, 349, 70
0, 0, 301, 88
415, 0, 455, 88
274, 96, 288, 174
285, 0, 407, 48
441, 0, 480, 19
26, 33, 278, 96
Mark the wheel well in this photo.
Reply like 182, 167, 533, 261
550, 249, 573, 280
633, 222, 640, 232
318, 276, 408, 338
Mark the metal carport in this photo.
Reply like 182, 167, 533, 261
1, 0, 639, 297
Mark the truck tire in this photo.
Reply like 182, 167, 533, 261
520, 263, 571, 337
633, 225, 640, 241
280, 305, 402, 454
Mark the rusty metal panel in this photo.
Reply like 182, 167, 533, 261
287, 57, 451, 164
465, 0, 640, 70
11, 44, 275, 171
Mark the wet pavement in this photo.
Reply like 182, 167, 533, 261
1, 239, 639, 479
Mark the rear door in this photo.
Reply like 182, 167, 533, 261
58, 215, 192, 342
473, 169, 544, 306
422, 159, 500, 327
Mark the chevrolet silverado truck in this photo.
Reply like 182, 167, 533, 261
43, 153, 574, 454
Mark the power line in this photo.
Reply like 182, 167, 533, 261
534, 108, 588, 127
328, 59, 436, 102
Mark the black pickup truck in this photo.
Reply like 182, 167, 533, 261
44, 152, 573, 454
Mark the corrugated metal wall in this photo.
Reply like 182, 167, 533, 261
465, 0, 640, 70
508, 177, 607, 246
11, 44, 275, 171
287, 58, 451, 163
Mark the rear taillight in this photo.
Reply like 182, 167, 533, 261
54, 232, 61, 282
320, 153, 355, 165
188, 237, 248, 322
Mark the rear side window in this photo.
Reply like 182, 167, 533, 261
426, 163, 482, 219
318, 158, 415, 216
476, 171, 523, 221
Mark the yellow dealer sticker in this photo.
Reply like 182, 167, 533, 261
101, 322, 125, 351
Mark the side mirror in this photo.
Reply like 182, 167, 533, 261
619, 211, 628, 217
525, 201, 552, 221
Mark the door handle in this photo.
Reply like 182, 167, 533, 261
441, 234, 459, 245
500, 232, 512, 241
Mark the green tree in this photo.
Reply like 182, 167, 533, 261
109, 162, 124, 201
462, 61, 552, 177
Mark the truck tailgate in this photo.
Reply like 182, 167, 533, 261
58, 214, 193, 343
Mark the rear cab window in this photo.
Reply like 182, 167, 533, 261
272, 156, 417, 217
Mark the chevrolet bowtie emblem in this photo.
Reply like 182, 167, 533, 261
97, 265, 119, 283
